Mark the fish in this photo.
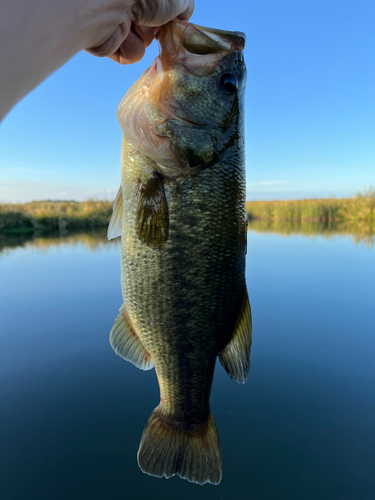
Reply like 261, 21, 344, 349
107, 19, 252, 485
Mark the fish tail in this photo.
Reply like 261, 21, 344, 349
137, 404, 222, 485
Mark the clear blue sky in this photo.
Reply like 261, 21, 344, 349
1, 0, 374, 203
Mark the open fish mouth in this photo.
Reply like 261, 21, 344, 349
117, 20, 246, 175
157, 20, 245, 76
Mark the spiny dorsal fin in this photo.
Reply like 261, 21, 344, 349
136, 173, 169, 246
110, 304, 154, 370
107, 186, 123, 240
138, 405, 222, 485
219, 287, 252, 384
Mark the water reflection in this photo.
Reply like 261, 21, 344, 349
1, 221, 373, 257
0, 229, 119, 257
247, 219, 375, 248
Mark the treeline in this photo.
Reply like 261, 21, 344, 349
246, 189, 375, 225
0, 200, 113, 234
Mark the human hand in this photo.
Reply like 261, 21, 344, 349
85, 0, 194, 64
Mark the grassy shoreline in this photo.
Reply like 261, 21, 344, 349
246, 190, 374, 225
0, 191, 374, 235
0, 200, 113, 234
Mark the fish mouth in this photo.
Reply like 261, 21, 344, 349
156, 20, 245, 76
183, 23, 245, 52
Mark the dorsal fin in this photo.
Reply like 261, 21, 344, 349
107, 186, 123, 240
219, 287, 252, 384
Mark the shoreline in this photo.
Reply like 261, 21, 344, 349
1, 193, 374, 234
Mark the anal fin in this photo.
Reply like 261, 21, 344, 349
219, 287, 252, 384
110, 304, 154, 370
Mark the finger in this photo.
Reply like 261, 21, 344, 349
177, 0, 195, 21
107, 27, 153, 65
116, 29, 146, 65
107, 48, 126, 64
132, 25, 155, 49
131, 0, 195, 26
85, 23, 130, 58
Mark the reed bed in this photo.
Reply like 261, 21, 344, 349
0, 200, 113, 233
246, 189, 375, 226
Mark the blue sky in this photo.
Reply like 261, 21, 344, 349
1, 0, 374, 202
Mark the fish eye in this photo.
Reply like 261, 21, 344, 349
219, 73, 238, 93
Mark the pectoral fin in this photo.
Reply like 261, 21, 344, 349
107, 186, 123, 240
110, 304, 154, 370
219, 287, 252, 384
137, 173, 169, 246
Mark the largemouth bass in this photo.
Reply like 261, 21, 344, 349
108, 19, 252, 485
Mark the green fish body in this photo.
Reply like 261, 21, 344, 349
108, 20, 252, 485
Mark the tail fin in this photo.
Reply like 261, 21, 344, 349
137, 405, 222, 485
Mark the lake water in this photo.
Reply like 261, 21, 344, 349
1, 227, 374, 500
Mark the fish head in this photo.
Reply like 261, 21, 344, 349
117, 20, 246, 176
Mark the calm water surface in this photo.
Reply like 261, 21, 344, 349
0, 229, 374, 500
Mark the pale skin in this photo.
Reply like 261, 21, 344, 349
0, 0, 194, 121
